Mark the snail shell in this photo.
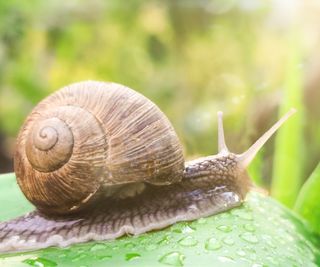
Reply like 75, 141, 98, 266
14, 81, 184, 216
0, 81, 295, 253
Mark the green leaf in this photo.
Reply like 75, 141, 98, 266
247, 147, 264, 186
295, 163, 320, 236
271, 32, 304, 207
0, 173, 319, 266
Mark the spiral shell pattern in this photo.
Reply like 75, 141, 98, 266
26, 117, 74, 172
14, 81, 184, 216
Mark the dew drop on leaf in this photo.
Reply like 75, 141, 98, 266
58, 253, 67, 258
197, 218, 207, 224
124, 242, 135, 249
23, 257, 57, 267
243, 223, 256, 232
265, 256, 279, 265
218, 256, 235, 263
112, 245, 119, 250
146, 243, 158, 251
217, 225, 233, 233
261, 234, 277, 248
71, 253, 88, 262
205, 237, 222, 251
231, 209, 253, 221
236, 250, 246, 256
90, 243, 106, 252
96, 255, 112, 261
181, 225, 196, 233
178, 236, 198, 247
157, 235, 172, 245
125, 253, 141, 261
159, 251, 185, 266
222, 236, 235, 246
172, 224, 195, 234
240, 232, 259, 244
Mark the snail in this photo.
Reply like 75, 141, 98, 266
0, 81, 295, 253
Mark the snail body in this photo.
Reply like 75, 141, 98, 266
0, 81, 295, 253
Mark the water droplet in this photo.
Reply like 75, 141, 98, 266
197, 218, 207, 224
236, 250, 246, 256
178, 236, 198, 247
244, 246, 256, 253
217, 225, 232, 233
159, 251, 185, 266
96, 255, 112, 261
71, 254, 87, 262
232, 209, 253, 220
205, 237, 222, 251
23, 257, 57, 267
280, 218, 296, 231
240, 232, 258, 244
244, 246, 257, 261
146, 244, 158, 251
157, 235, 171, 245
266, 239, 277, 249
125, 253, 141, 261
261, 234, 277, 248
286, 254, 301, 266
182, 225, 195, 233
218, 213, 231, 219
248, 252, 257, 261
265, 256, 279, 265
90, 243, 106, 252
218, 256, 235, 263
124, 242, 135, 249
172, 223, 196, 234
222, 236, 234, 246
243, 223, 255, 232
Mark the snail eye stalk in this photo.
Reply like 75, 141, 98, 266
217, 111, 229, 155
237, 108, 296, 168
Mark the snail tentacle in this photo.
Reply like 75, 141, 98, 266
217, 111, 229, 154
237, 108, 296, 168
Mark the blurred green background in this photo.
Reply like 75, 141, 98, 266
0, 0, 320, 213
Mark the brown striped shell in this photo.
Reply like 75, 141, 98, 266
14, 81, 184, 216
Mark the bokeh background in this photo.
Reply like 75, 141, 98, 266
0, 0, 320, 209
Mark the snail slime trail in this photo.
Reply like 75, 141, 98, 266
0, 81, 296, 253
